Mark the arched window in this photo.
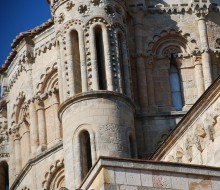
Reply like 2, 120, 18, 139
79, 131, 92, 178
71, 30, 82, 94
94, 26, 107, 90
0, 162, 9, 190
169, 57, 183, 111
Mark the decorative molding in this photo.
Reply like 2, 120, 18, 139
42, 158, 64, 190
10, 142, 63, 190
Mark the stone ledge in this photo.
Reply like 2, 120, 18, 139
79, 156, 220, 190
58, 91, 135, 120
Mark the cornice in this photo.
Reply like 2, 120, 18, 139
58, 91, 136, 121
128, 1, 220, 15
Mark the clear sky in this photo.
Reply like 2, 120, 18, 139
0, 1, 52, 65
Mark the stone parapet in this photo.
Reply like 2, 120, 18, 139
79, 156, 220, 190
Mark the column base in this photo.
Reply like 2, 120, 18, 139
37, 144, 47, 153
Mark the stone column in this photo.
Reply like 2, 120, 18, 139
52, 93, 62, 141
115, 33, 124, 94
103, 28, 114, 91
36, 99, 47, 151
78, 30, 88, 92
74, 136, 82, 188
122, 41, 132, 98
115, 31, 132, 97
59, 38, 68, 101
0, 165, 6, 190
66, 34, 76, 96
90, 28, 99, 90
197, 14, 213, 89
57, 40, 64, 103
194, 56, 205, 96
9, 133, 15, 182
21, 122, 31, 167
133, 14, 148, 111
14, 133, 21, 176
90, 132, 97, 165
29, 101, 39, 154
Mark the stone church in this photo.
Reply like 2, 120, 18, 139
1, 0, 220, 189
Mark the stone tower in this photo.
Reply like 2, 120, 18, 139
2, 0, 220, 189
48, 0, 136, 188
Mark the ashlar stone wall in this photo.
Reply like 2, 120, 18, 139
128, 0, 220, 157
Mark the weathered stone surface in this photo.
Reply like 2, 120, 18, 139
1, 0, 220, 189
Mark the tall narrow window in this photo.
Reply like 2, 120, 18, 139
169, 57, 183, 111
0, 162, 9, 190
71, 30, 82, 94
117, 33, 126, 94
80, 131, 92, 178
95, 26, 106, 90
129, 135, 135, 158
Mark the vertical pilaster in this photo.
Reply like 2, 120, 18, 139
21, 123, 31, 167
74, 136, 82, 188
90, 132, 97, 164
78, 30, 88, 92
146, 59, 156, 108
29, 101, 39, 153
9, 134, 15, 183
194, 56, 205, 96
52, 92, 62, 141
59, 37, 68, 101
122, 42, 132, 98
197, 14, 213, 89
90, 28, 99, 90
14, 133, 21, 176
56, 40, 64, 103
36, 99, 47, 151
133, 14, 148, 111
66, 35, 75, 96
103, 28, 114, 91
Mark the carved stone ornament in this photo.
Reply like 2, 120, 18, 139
162, 46, 181, 56
193, 135, 204, 152
91, 0, 102, 7
195, 124, 206, 138
57, 13, 65, 24
66, 1, 75, 11
78, 4, 89, 14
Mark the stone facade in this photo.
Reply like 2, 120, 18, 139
1, 0, 220, 189
152, 66, 220, 167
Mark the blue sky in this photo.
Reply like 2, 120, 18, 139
0, 1, 51, 65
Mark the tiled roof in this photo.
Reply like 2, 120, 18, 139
0, 50, 17, 73
1, 18, 54, 73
